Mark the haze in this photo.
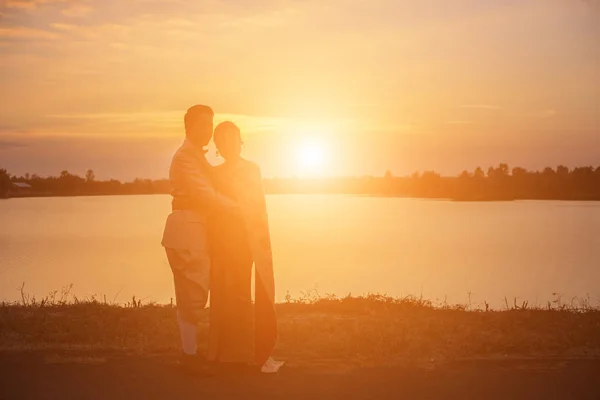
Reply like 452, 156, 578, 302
1, 0, 598, 180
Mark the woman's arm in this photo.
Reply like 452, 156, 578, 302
250, 164, 272, 238
256, 167, 267, 208
209, 165, 238, 200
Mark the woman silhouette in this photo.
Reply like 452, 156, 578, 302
207, 121, 283, 373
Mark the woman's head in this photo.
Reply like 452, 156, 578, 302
214, 121, 242, 160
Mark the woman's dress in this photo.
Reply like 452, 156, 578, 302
207, 159, 277, 367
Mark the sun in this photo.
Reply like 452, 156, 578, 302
298, 142, 324, 168
287, 121, 334, 177
296, 139, 327, 176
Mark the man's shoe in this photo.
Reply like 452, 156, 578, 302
178, 353, 213, 377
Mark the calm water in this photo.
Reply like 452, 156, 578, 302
1, 195, 599, 308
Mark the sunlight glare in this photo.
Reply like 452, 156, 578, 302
298, 141, 325, 172
288, 122, 334, 177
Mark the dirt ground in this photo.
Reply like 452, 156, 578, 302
0, 351, 599, 400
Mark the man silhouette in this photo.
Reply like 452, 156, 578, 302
161, 105, 238, 375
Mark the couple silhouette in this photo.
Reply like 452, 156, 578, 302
161, 105, 282, 375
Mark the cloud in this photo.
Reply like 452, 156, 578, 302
161, 18, 195, 28
0, 124, 30, 148
45, 22, 131, 42
0, 139, 27, 148
4, 1, 36, 10
446, 120, 474, 125
0, 123, 19, 131
4, 0, 69, 10
110, 42, 127, 49
50, 23, 78, 31
61, 3, 93, 18
34, 111, 288, 137
535, 109, 557, 119
460, 105, 502, 111
1, 0, 598, 144
0, 26, 60, 39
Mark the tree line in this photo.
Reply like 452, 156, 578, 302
1, 164, 600, 200
0, 169, 169, 198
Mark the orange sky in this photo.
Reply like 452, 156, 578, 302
1, 0, 599, 179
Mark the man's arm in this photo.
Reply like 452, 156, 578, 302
178, 153, 238, 213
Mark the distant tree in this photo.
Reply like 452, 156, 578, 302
487, 164, 509, 179
57, 170, 85, 194
3, 164, 600, 200
419, 171, 442, 196
556, 165, 569, 176
455, 170, 474, 199
511, 167, 528, 178
497, 163, 509, 176
0, 168, 11, 197
542, 167, 555, 176
510, 167, 529, 199
86, 169, 96, 183
473, 167, 485, 179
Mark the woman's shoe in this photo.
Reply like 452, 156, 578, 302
261, 357, 285, 373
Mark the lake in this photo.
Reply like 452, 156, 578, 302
1, 195, 599, 308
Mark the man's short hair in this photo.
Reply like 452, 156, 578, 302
214, 121, 240, 143
184, 105, 214, 132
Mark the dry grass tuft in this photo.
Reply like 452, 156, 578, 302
1, 286, 599, 367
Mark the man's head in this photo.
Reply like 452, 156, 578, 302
214, 121, 242, 161
184, 105, 214, 147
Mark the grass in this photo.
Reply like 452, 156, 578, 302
1, 286, 599, 368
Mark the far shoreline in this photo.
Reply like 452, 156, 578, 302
3, 164, 600, 201
3, 192, 600, 202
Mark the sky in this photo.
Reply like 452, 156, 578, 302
0, 0, 599, 180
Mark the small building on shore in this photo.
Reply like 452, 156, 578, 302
9, 182, 33, 197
